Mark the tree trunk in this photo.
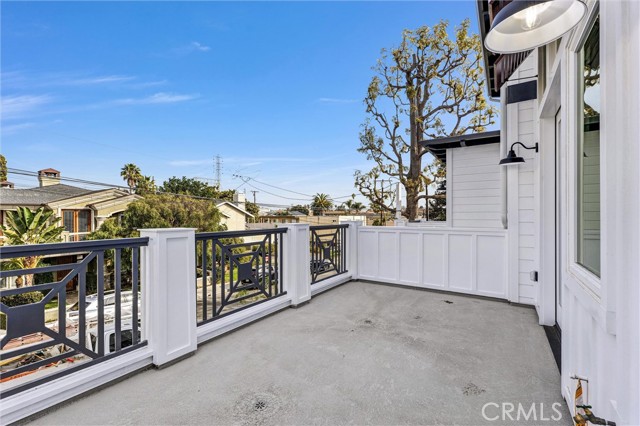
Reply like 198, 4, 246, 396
406, 77, 422, 222
405, 185, 420, 221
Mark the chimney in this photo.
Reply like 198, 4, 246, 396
38, 168, 61, 187
233, 192, 246, 210
0, 181, 14, 189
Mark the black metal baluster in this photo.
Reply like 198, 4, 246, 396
220, 239, 225, 315
212, 239, 217, 319
311, 230, 316, 281
114, 248, 122, 352
343, 227, 347, 272
268, 233, 273, 296
97, 251, 105, 356
132, 247, 139, 345
58, 283, 66, 339
261, 239, 266, 295
79, 263, 86, 349
277, 234, 284, 294
201, 240, 207, 322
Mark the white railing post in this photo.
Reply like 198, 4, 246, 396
281, 223, 311, 307
342, 221, 361, 279
140, 228, 197, 367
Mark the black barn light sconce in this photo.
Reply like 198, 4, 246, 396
484, 0, 587, 54
499, 142, 539, 166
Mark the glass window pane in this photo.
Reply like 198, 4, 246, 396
63, 211, 75, 233
78, 210, 91, 232
577, 17, 600, 277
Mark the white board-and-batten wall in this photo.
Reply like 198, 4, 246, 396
444, 53, 539, 307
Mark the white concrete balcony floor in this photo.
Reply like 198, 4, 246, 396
27, 281, 570, 425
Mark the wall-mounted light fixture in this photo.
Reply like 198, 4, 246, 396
499, 142, 539, 166
484, 0, 587, 54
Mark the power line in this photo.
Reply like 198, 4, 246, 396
5, 168, 285, 208
232, 174, 354, 202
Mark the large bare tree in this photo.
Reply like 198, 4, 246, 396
354, 20, 496, 220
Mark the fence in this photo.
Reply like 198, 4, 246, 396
356, 226, 508, 299
0, 237, 148, 399
309, 224, 348, 284
194, 228, 287, 325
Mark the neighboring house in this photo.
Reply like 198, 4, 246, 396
0, 168, 139, 242
216, 193, 254, 232
473, 1, 639, 424
421, 131, 502, 229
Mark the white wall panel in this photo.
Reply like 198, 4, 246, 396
422, 233, 445, 287
357, 230, 378, 279
476, 235, 507, 296
399, 232, 421, 284
357, 227, 507, 300
377, 232, 398, 281
448, 234, 473, 290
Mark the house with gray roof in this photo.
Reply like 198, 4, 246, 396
0, 168, 140, 242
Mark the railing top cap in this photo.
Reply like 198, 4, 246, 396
196, 228, 287, 239
138, 227, 198, 232
0, 237, 149, 259
309, 224, 349, 230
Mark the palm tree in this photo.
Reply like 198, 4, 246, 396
352, 202, 365, 213
311, 193, 333, 216
343, 199, 355, 214
1, 207, 65, 287
120, 163, 142, 193
136, 175, 156, 195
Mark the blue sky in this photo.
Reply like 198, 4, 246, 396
2, 1, 492, 207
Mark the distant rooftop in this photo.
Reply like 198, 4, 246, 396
0, 184, 95, 206
420, 130, 501, 163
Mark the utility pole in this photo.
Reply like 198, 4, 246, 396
214, 155, 222, 187
250, 190, 258, 204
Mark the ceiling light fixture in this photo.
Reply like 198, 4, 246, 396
485, 0, 587, 54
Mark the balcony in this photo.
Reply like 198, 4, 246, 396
0, 224, 565, 424
27, 281, 566, 425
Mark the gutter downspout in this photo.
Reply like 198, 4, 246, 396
500, 86, 508, 229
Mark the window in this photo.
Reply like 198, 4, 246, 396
577, 17, 600, 277
62, 209, 92, 241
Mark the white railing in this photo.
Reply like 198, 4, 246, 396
2, 221, 509, 423
1, 224, 357, 424
356, 225, 508, 299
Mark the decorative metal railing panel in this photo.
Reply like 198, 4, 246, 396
195, 228, 286, 325
310, 224, 348, 284
0, 238, 148, 399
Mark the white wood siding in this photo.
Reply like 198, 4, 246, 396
506, 52, 539, 306
449, 144, 502, 229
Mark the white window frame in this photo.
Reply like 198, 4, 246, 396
566, 3, 602, 298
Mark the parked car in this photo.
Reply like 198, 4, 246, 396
67, 291, 140, 324
240, 266, 277, 286
310, 259, 332, 273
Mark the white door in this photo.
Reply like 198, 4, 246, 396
555, 109, 563, 329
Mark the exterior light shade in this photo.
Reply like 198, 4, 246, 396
499, 149, 526, 166
484, 0, 587, 54
499, 142, 539, 166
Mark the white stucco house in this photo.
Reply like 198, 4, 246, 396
470, 0, 639, 423
216, 193, 254, 232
